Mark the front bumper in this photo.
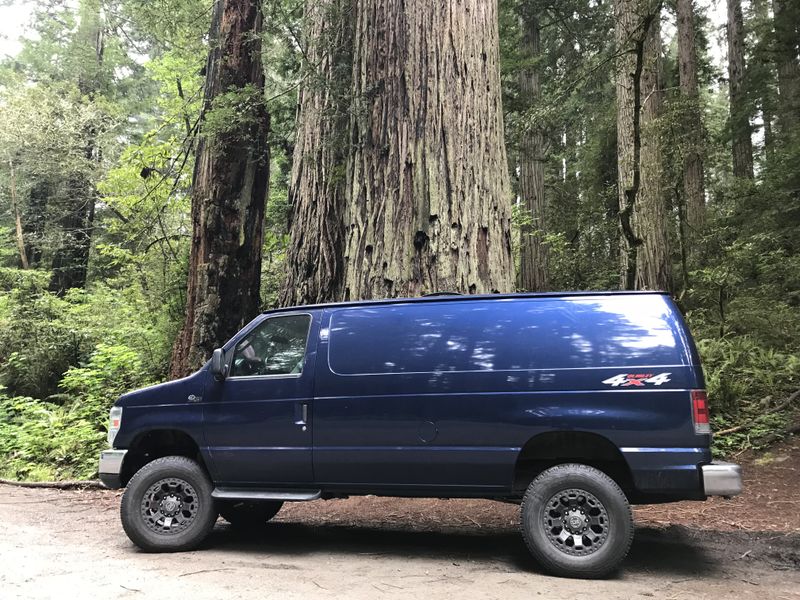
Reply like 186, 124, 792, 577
702, 461, 742, 497
98, 449, 127, 489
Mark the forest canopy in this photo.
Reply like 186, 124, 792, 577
0, 0, 798, 480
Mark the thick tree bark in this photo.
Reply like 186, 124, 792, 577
726, 0, 754, 179
676, 0, 706, 245
279, 0, 352, 306
170, 0, 270, 377
615, 0, 672, 292
516, 11, 548, 292
343, 0, 514, 299
772, 0, 800, 135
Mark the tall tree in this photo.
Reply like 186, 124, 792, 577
726, 0, 754, 179
772, 0, 800, 135
615, 0, 672, 291
676, 0, 706, 245
48, 0, 104, 295
343, 0, 514, 299
279, 0, 352, 306
516, 8, 548, 292
170, 0, 270, 377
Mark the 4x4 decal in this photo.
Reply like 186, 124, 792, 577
602, 372, 671, 387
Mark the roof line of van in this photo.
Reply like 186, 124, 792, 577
262, 290, 670, 314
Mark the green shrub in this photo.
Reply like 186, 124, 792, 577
0, 343, 154, 480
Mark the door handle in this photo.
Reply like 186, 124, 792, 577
295, 402, 309, 430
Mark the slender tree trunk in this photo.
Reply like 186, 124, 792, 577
772, 0, 800, 135
615, 0, 671, 291
279, 0, 352, 306
516, 11, 548, 292
170, 0, 270, 377
7, 160, 29, 269
727, 0, 754, 179
343, 0, 514, 299
676, 0, 706, 248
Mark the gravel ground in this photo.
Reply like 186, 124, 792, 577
1, 485, 799, 600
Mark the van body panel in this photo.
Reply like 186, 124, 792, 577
310, 294, 706, 495
108, 292, 722, 503
201, 311, 321, 486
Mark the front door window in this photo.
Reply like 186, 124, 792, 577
230, 314, 311, 377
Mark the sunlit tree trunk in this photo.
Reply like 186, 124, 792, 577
170, 0, 269, 377
343, 0, 514, 299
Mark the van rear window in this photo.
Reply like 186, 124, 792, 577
327, 296, 686, 375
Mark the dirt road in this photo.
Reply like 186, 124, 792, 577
1, 485, 798, 600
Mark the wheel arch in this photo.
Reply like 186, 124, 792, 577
120, 428, 209, 486
513, 430, 634, 498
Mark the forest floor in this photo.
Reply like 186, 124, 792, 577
0, 436, 799, 599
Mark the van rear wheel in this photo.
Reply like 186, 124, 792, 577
120, 456, 217, 552
520, 463, 633, 579
218, 500, 283, 528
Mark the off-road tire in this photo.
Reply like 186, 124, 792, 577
520, 463, 634, 579
218, 500, 283, 528
120, 456, 217, 552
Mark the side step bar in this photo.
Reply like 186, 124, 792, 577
212, 488, 322, 502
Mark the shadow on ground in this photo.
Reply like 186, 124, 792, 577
189, 520, 800, 578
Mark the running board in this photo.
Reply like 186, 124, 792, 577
212, 488, 322, 502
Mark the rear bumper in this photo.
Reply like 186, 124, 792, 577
701, 461, 742, 497
98, 449, 127, 489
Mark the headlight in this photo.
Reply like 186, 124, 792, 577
108, 406, 123, 446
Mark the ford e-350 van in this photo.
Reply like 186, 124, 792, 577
99, 292, 741, 578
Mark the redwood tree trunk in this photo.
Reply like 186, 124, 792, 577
772, 0, 800, 135
727, 0, 754, 179
279, 0, 352, 306
343, 0, 514, 299
516, 11, 548, 292
170, 0, 270, 377
676, 0, 706, 244
615, 0, 672, 292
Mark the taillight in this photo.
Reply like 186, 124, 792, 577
691, 390, 710, 434
108, 406, 123, 446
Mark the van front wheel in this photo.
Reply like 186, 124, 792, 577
120, 456, 217, 552
520, 463, 633, 579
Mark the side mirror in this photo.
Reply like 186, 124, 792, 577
210, 348, 226, 380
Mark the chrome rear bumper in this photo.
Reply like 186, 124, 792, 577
702, 461, 742, 497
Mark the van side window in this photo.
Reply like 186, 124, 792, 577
231, 314, 311, 377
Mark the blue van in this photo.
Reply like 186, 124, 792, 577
99, 292, 741, 578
